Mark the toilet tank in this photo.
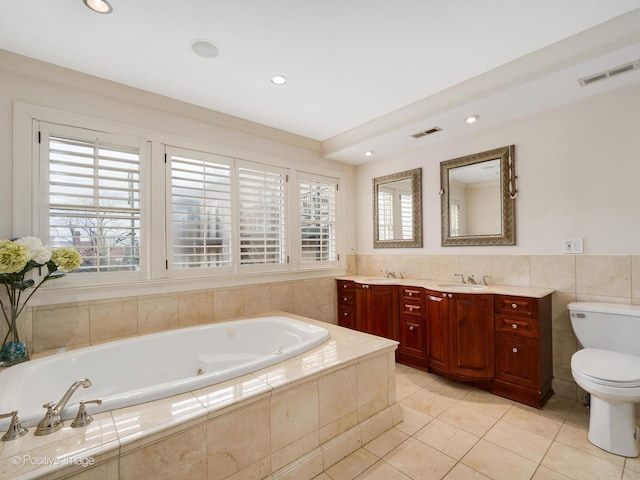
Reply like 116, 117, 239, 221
568, 302, 640, 356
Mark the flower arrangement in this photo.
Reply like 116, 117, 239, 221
0, 237, 82, 366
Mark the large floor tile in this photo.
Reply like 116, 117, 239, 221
541, 442, 624, 480
394, 404, 433, 436
325, 449, 378, 480
461, 439, 538, 480
443, 463, 491, 480
438, 403, 499, 437
414, 419, 479, 461
483, 420, 553, 463
363, 427, 409, 458
384, 437, 456, 480
353, 460, 411, 480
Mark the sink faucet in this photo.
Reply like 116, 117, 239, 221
35, 378, 92, 436
454, 273, 466, 284
383, 270, 397, 278
466, 275, 477, 285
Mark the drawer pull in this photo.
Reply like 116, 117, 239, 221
511, 303, 518, 309
448, 294, 453, 298
343, 297, 348, 302
512, 347, 518, 353
408, 307, 414, 312
343, 312, 348, 316
409, 292, 413, 296
512, 324, 518, 329
343, 284, 347, 288
409, 325, 415, 331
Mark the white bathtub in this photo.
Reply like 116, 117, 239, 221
0, 316, 330, 430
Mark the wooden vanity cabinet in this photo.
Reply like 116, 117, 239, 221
337, 280, 399, 340
493, 294, 553, 408
397, 286, 427, 369
426, 291, 494, 381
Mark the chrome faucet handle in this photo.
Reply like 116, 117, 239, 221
454, 273, 466, 284
71, 399, 103, 428
0, 411, 28, 441
466, 275, 477, 285
482, 275, 492, 286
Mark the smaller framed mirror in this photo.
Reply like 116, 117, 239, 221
373, 168, 422, 248
440, 145, 516, 246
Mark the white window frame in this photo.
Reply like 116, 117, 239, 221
13, 103, 346, 304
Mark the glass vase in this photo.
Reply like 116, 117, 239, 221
0, 311, 30, 367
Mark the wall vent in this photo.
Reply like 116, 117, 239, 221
578, 59, 640, 86
411, 126, 442, 138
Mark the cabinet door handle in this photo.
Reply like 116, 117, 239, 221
343, 284, 347, 288
512, 347, 518, 353
343, 312, 349, 316
408, 292, 413, 296
511, 303, 518, 309
343, 297, 348, 302
442, 293, 447, 298
448, 294, 453, 298
512, 324, 518, 329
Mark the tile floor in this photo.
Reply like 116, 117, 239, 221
313, 364, 640, 480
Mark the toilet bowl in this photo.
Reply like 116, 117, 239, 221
571, 348, 640, 457
569, 302, 640, 457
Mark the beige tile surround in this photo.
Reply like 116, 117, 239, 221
312, 364, 640, 480
356, 254, 640, 402
0, 315, 401, 480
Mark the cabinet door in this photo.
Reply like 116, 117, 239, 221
495, 334, 540, 388
426, 291, 449, 372
449, 294, 494, 378
368, 285, 399, 341
354, 284, 372, 334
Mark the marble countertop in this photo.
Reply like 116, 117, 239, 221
336, 275, 554, 298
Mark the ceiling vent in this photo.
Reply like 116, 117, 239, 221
411, 126, 442, 139
578, 59, 640, 86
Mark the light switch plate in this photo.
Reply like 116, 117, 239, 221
563, 238, 584, 254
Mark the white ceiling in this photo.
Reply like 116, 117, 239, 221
1, 1, 640, 164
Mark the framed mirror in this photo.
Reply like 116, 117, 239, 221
440, 145, 516, 246
373, 168, 422, 248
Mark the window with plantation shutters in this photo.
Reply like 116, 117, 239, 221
168, 148, 233, 272
45, 128, 142, 274
400, 192, 413, 240
299, 174, 338, 264
237, 162, 287, 268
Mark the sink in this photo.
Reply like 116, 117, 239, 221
362, 278, 399, 284
437, 283, 488, 290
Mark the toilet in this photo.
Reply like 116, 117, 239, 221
569, 302, 640, 457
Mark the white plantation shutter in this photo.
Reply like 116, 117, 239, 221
168, 148, 233, 272
377, 188, 394, 240
237, 162, 287, 267
45, 129, 141, 274
299, 174, 338, 264
400, 192, 413, 240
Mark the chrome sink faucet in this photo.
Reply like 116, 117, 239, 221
35, 378, 92, 436
454, 273, 466, 284
466, 275, 477, 285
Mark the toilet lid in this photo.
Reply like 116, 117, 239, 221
572, 349, 640, 387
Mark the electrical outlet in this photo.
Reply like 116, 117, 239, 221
563, 238, 584, 254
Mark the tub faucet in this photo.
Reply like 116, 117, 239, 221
35, 378, 92, 436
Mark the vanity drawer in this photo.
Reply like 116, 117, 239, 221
495, 295, 538, 317
402, 302, 423, 317
338, 305, 356, 329
495, 314, 538, 338
401, 287, 423, 300
338, 291, 355, 306
338, 280, 355, 293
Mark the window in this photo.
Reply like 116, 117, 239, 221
377, 188, 394, 240
168, 147, 233, 273
400, 192, 412, 240
41, 124, 142, 279
450, 199, 461, 236
299, 174, 338, 264
237, 162, 288, 269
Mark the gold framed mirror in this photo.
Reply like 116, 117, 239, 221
440, 145, 516, 246
373, 168, 422, 248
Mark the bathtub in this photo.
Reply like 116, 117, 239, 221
0, 316, 329, 430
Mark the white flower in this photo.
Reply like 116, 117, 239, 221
16, 236, 52, 265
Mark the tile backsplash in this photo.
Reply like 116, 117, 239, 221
4, 254, 638, 404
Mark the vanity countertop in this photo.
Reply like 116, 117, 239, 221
336, 275, 554, 298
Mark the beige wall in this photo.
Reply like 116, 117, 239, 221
355, 82, 640, 255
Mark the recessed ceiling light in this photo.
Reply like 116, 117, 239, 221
83, 0, 112, 14
271, 75, 287, 85
364, 151, 374, 157
191, 40, 220, 59
465, 115, 479, 124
